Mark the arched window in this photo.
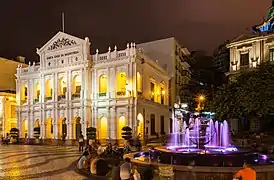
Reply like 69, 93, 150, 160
137, 72, 142, 93
21, 84, 28, 104
45, 79, 52, 100
116, 72, 127, 96
58, 77, 67, 100
72, 75, 81, 98
34, 83, 40, 102
99, 74, 107, 96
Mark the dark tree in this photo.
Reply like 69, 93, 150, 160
210, 63, 274, 120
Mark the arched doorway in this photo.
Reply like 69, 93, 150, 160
45, 118, 53, 139
117, 116, 126, 139
22, 120, 28, 138
58, 117, 67, 138
98, 117, 108, 139
33, 119, 40, 138
73, 117, 81, 139
137, 113, 144, 139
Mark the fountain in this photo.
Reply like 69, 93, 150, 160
129, 111, 274, 179
133, 112, 274, 167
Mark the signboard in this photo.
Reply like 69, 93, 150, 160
46, 50, 79, 60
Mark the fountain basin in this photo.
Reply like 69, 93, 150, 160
134, 146, 274, 167
126, 152, 274, 180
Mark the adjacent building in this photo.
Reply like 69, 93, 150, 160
137, 37, 191, 107
16, 32, 170, 143
227, 1, 274, 81
0, 57, 25, 137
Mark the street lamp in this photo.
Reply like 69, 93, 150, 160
198, 95, 205, 102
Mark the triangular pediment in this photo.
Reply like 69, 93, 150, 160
37, 31, 85, 54
230, 33, 258, 43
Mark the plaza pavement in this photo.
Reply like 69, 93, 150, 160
0, 145, 94, 180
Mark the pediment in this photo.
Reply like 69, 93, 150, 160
230, 33, 257, 43
37, 31, 85, 54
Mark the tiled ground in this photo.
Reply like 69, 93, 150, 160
0, 145, 89, 180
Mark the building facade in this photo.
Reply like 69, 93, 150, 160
226, 33, 274, 81
0, 92, 17, 137
137, 38, 191, 107
0, 57, 25, 137
213, 41, 230, 73
16, 32, 170, 142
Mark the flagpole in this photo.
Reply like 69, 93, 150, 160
62, 12, 65, 32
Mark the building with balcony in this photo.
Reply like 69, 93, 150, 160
226, 33, 274, 81
137, 38, 191, 107
0, 57, 26, 137
227, 0, 274, 81
16, 32, 170, 143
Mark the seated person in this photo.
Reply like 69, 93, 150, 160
105, 143, 113, 155
90, 157, 99, 175
97, 143, 104, 156
77, 151, 89, 170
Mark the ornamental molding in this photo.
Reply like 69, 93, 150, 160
48, 38, 77, 51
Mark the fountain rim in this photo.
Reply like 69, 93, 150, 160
125, 152, 274, 172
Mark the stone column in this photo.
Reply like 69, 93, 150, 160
110, 107, 117, 139
41, 111, 46, 139
67, 70, 72, 101
128, 105, 133, 127
107, 107, 111, 139
67, 121, 72, 139
29, 112, 34, 138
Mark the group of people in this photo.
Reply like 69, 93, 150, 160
77, 139, 155, 180
1, 133, 10, 145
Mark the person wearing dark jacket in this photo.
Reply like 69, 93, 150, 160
143, 164, 154, 180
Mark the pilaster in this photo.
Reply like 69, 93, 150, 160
110, 107, 117, 139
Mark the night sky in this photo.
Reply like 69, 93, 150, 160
0, 0, 271, 61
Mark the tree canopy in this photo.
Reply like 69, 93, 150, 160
211, 63, 274, 120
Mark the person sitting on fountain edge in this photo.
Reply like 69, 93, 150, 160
233, 162, 256, 180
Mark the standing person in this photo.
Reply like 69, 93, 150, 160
62, 133, 66, 146
120, 158, 132, 180
78, 131, 84, 152
234, 162, 256, 180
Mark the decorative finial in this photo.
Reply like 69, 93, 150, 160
130, 42, 133, 47
114, 45, 117, 51
96, 49, 99, 54
85, 37, 89, 42
28, 62, 31, 66
133, 43, 136, 48
108, 46, 111, 52
127, 43, 129, 48
33, 62, 35, 66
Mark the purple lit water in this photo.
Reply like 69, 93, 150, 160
170, 115, 231, 151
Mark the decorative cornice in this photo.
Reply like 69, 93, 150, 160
48, 38, 77, 51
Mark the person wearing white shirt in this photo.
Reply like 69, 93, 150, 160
120, 158, 132, 180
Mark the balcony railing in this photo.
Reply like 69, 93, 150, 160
58, 95, 66, 101
21, 99, 27, 104
99, 93, 107, 97
45, 96, 52, 101
116, 91, 126, 96
72, 93, 80, 99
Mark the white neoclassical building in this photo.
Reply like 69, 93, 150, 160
16, 32, 170, 143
